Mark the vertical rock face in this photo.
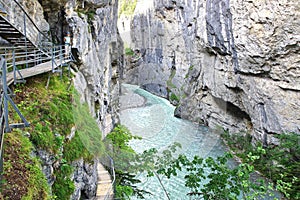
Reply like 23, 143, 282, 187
10, 0, 123, 199
38, 0, 123, 199
38, 0, 123, 137
120, 0, 300, 142
65, 0, 123, 138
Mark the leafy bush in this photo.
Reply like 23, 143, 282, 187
5, 73, 104, 199
222, 131, 300, 199
63, 132, 93, 162
105, 125, 146, 199
71, 91, 105, 159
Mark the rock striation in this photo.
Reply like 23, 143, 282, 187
39, 0, 123, 137
119, 0, 300, 144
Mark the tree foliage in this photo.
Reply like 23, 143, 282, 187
106, 125, 293, 200
222, 131, 300, 199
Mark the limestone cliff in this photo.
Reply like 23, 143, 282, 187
2, 0, 123, 199
40, 0, 123, 198
39, 0, 123, 137
119, 0, 300, 144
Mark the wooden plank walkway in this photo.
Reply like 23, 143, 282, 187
96, 163, 114, 200
6, 58, 71, 86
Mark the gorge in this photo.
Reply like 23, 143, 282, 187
120, 0, 300, 146
0, 0, 299, 199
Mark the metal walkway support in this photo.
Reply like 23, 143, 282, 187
0, 57, 29, 132
0, 0, 75, 183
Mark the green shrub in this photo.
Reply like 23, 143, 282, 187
72, 91, 105, 159
63, 132, 93, 162
23, 157, 50, 200
6, 73, 104, 199
125, 47, 135, 56
31, 122, 56, 152
222, 131, 300, 199
167, 69, 177, 89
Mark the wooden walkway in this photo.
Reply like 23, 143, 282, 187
5, 58, 71, 86
96, 163, 114, 200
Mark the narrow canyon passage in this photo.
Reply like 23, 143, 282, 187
119, 84, 228, 199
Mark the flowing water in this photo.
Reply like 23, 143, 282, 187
120, 84, 228, 199
119, 84, 280, 200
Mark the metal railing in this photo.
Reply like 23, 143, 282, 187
0, 0, 51, 47
0, 45, 73, 84
100, 153, 116, 200
0, 90, 5, 168
0, 56, 29, 132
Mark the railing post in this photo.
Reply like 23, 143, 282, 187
60, 45, 62, 63
0, 141, 3, 186
2, 59, 10, 133
60, 45, 63, 79
9, 0, 12, 22
13, 49, 16, 85
51, 46, 54, 73
34, 49, 36, 66
23, 12, 28, 68
38, 32, 41, 46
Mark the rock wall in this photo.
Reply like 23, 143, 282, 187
7, 0, 123, 199
39, 0, 123, 199
120, 0, 300, 144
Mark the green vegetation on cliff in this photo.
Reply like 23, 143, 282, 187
2, 73, 104, 199
222, 131, 300, 199
2, 130, 50, 200
119, 0, 138, 16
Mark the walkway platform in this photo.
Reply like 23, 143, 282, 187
6, 58, 71, 86
96, 163, 114, 200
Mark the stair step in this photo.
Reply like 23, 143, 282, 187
97, 183, 112, 191
98, 180, 112, 184
0, 27, 17, 30
98, 170, 109, 174
98, 175, 111, 180
0, 31, 19, 34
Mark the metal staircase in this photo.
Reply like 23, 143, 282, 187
0, 0, 74, 179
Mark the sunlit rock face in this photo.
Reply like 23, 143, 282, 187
120, 0, 300, 143
39, 0, 123, 137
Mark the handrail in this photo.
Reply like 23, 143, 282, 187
0, 0, 51, 47
11, 0, 51, 43
106, 155, 115, 200
0, 44, 73, 85
100, 153, 116, 200
0, 92, 4, 163
0, 57, 5, 176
